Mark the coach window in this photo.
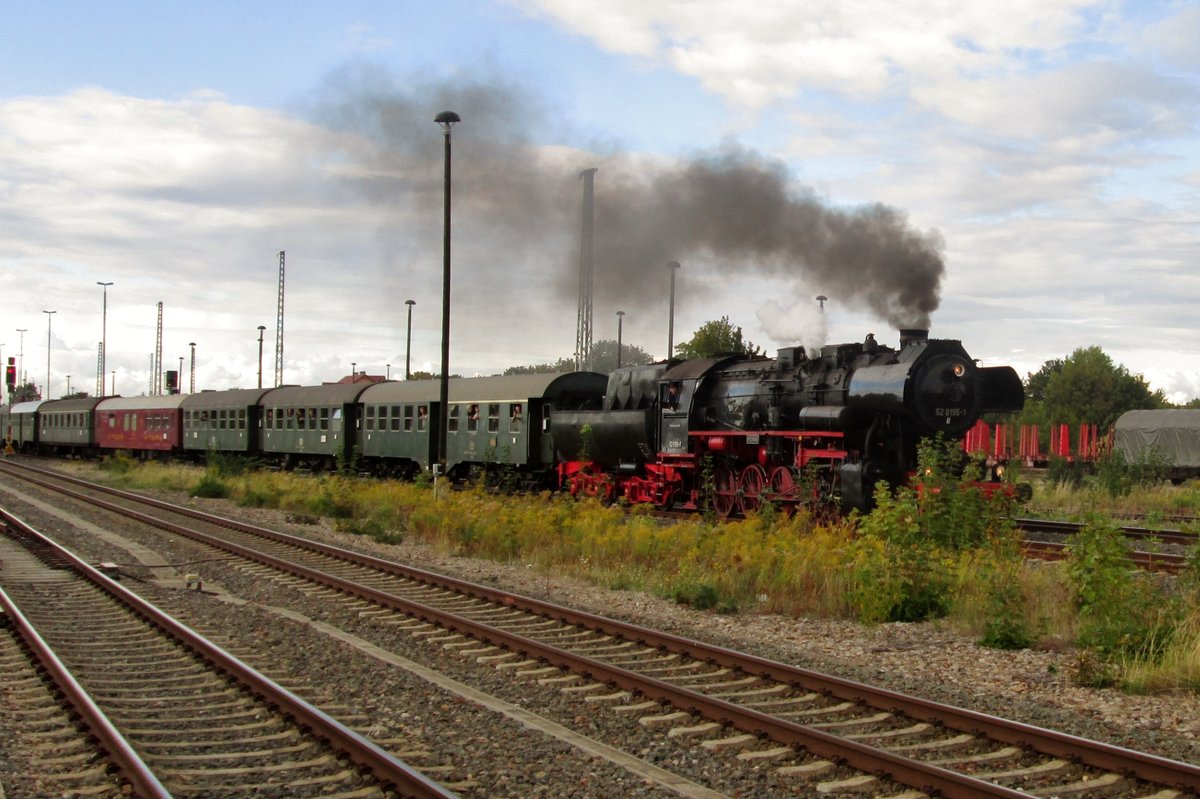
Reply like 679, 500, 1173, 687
108, 413, 116, 429
365, 406, 376, 432
320, 408, 330, 430
467, 404, 479, 432
417, 405, 428, 431
510, 403, 522, 432
448, 404, 459, 433
487, 403, 500, 433
392, 405, 403, 432
403, 405, 413, 432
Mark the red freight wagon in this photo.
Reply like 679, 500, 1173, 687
95, 395, 186, 453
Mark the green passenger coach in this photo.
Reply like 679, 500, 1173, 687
260, 384, 369, 470
355, 372, 607, 484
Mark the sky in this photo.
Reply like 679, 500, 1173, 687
1, 0, 1198, 403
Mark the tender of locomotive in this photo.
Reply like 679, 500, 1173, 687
551, 329, 1024, 515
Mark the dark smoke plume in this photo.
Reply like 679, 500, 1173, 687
313, 66, 944, 332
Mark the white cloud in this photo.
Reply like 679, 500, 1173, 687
511, 0, 1097, 108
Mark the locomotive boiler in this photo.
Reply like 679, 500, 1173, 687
551, 329, 1024, 515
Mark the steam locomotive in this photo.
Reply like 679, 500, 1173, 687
551, 329, 1024, 515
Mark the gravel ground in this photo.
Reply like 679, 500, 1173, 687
166, 489, 1200, 770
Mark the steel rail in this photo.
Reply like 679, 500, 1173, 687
1015, 515, 1197, 546
9, 461, 1200, 793
1022, 538, 1187, 573
0, 505, 460, 799
0, 576, 172, 798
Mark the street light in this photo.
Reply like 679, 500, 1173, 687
97, 281, 113, 396
616, 310, 625, 368
405, 299, 415, 380
666, 261, 681, 363
16, 328, 27, 389
257, 325, 266, 389
435, 110, 460, 477
42, 310, 56, 399
66, 375, 71, 396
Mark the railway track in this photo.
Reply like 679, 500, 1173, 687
1015, 517, 1195, 573
3, 459, 1198, 798
0, 506, 459, 799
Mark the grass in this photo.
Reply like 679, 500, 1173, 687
63, 456, 1200, 694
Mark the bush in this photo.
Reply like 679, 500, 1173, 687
192, 470, 229, 499
1065, 516, 1179, 663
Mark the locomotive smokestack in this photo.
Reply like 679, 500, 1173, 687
899, 329, 928, 348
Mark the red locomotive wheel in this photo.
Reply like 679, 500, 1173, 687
738, 464, 767, 516
768, 466, 797, 516
712, 466, 737, 519
768, 466, 795, 498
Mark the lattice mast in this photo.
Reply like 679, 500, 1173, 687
154, 301, 163, 395
274, 250, 285, 387
575, 168, 597, 371
95, 343, 103, 396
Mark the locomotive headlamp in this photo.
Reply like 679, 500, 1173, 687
952, 363, 966, 378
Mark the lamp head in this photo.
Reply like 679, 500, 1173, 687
435, 111, 461, 134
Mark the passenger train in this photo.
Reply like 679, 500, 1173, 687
1, 328, 1024, 515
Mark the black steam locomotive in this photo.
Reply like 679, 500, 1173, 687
551, 329, 1024, 515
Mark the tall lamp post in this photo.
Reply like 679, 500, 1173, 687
16, 328, 27, 389
43, 310, 56, 398
616, 310, 625, 368
256, 325, 266, 389
404, 299, 415, 380
189, 342, 196, 393
666, 261, 681, 363
434, 110, 460, 477
97, 281, 112, 396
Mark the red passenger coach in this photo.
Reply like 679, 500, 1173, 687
95, 395, 186, 454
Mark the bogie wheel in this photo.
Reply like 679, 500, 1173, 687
738, 464, 767, 516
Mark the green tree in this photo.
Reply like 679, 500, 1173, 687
10, 380, 40, 403
1039, 346, 1165, 429
1024, 358, 1064, 403
587, 339, 652, 372
504, 339, 653, 375
675, 317, 762, 360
